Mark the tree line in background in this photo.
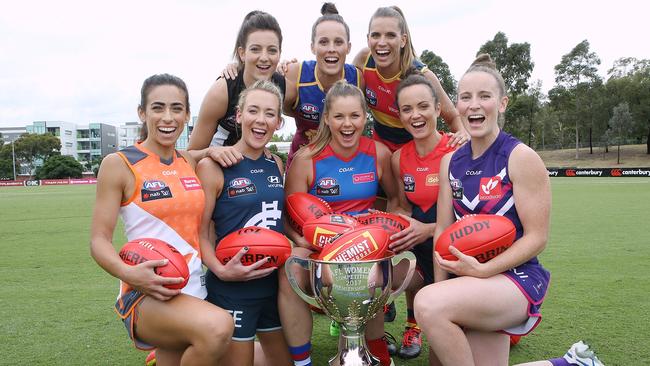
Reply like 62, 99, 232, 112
0, 133, 85, 180
423, 32, 650, 159
1, 33, 648, 179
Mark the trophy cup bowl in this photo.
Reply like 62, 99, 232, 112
285, 251, 416, 366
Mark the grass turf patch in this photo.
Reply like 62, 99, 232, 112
1, 179, 648, 364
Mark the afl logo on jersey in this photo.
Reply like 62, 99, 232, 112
403, 174, 415, 192
365, 88, 377, 106
301, 103, 319, 114
228, 177, 257, 198
316, 177, 340, 196
301, 103, 320, 121
141, 180, 173, 202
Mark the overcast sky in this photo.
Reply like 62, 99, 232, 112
1, 0, 647, 136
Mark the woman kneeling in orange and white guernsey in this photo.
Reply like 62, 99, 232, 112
90, 74, 233, 365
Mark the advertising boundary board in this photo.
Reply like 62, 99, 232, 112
546, 168, 650, 177
0, 178, 97, 187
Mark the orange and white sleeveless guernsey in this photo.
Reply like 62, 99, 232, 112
116, 143, 207, 300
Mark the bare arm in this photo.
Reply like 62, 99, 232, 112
375, 141, 402, 214
478, 145, 550, 276
283, 149, 313, 248
89, 154, 182, 300
353, 47, 370, 70
432, 153, 456, 282
187, 79, 244, 166
421, 69, 468, 147
282, 62, 300, 118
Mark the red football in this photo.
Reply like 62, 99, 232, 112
357, 211, 410, 235
435, 214, 516, 263
285, 192, 333, 235
215, 226, 292, 269
318, 225, 390, 261
119, 238, 189, 290
303, 213, 359, 252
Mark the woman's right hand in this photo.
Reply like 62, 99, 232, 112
207, 146, 244, 167
122, 260, 183, 301
277, 58, 298, 76
220, 62, 239, 80
213, 247, 276, 282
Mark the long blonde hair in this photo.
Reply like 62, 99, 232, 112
308, 80, 367, 157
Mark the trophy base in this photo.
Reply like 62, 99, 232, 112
328, 331, 380, 366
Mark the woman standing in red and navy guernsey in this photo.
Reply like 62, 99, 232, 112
90, 74, 233, 365
386, 72, 457, 360
353, 6, 468, 152
414, 54, 551, 366
197, 80, 292, 366
280, 80, 400, 366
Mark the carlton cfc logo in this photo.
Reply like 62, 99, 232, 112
230, 177, 252, 188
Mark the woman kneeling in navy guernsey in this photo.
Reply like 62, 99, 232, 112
414, 54, 552, 366
197, 80, 292, 366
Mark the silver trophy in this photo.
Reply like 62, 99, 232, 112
285, 251, 416, 366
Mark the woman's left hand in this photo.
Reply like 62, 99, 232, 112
388, 215, 433, 253
434, 246, 488, 278
446, 130, 470, 147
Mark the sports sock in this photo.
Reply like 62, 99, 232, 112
367, 337, 391, 366
549, 358, 571, 366
288, 342, 312, 366
406, 308, 417, 327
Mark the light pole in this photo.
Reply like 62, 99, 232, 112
11, 139, 16, 181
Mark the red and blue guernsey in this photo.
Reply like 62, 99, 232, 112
363, 54, 427, 147
448, 131, 550, 336
309, 136, 378, 216
289, 60, 361, 165
399, 133, 454, 224
399, 133, 455, 284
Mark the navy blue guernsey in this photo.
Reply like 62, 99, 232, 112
206, 155, 285, 299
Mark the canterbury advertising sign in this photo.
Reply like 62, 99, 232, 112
546, 168, 650, 177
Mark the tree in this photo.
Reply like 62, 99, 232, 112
0, 132, 4, 146
477, 32, 534, 96
420, 50, 456, 97
35, 154, 83, 179
607, 59, 650, 153
554, 40, 601, 159
13, 133, 61, 175
608, 103, 634, 164
267, 144, 288, 166
0, 143, 17, 179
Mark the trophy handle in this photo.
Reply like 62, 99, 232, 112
285, 255, 320, 309
387, 251, 416, 304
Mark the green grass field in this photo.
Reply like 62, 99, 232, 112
1, 180, 649, 365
